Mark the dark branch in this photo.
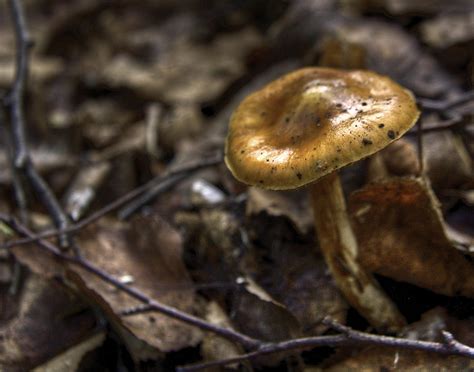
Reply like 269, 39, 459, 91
5, 0, 31, 168
2, 215, 474, 371
5, 0, 71, 249
418, 90, 474, 112
178, 318, 474, 371
0, 154, 222, 250
0, 213, 259, 350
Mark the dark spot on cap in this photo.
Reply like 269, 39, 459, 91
259, 180, 264, 184
387, 130, 395, 139
336, 103, 342, 108
378, 123, 385, 128
260, 111, 267, 117
362, 138, 373, 146
296, 172, 302, 180
240, 150, 245, 154
362, 102, 367, 106
285, 117, 290, 123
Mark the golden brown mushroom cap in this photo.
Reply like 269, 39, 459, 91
225, 67, 420, 189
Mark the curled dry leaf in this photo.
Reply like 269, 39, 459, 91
0, 274, 96, 371
68, 215, 203, 353
349, 177, 474, 297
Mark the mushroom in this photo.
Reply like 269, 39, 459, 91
225, 67, 419, 332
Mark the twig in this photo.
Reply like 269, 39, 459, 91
118, 172, 188, 219
4, 0, 71, 249
418, 90, 474, 112
178, 318, 474, 371
120, 304, 155, 316
0, 154, 222, 250
5, 0, 31, 169
119, 281, 241, 316
0, 213, 259, 350
416, 119, 424, 175
406, 115, 469, 135
2, 215, 474, 370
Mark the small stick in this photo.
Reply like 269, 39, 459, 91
416, 119, 424, 176
417, 90, 474, 112
178, 319, 474, 371
5, 0, 72, 250
1, 154, 222, 249
0, 213, 259, 350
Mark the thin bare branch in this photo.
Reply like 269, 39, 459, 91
4, 0, 71, 249
0, 213, 259, 350
178, 318, 474, 371
0, 154, 222, 250
418, 90, 474, 112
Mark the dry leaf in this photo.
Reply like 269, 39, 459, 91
349, 177, 474, 297
232, 277, 302, 342
68, 216, 204, 353
246, 187, 313, 235
0, 275, 96, 371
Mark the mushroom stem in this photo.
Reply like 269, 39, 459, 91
309, 172, 405, 332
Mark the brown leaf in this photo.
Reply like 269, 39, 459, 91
246, 187, 313, 235
349, 177, 474, 297
68, 216, 204, 353
0, 274, 96, 371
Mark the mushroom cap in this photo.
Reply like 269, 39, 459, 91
225, 67, 420, 190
